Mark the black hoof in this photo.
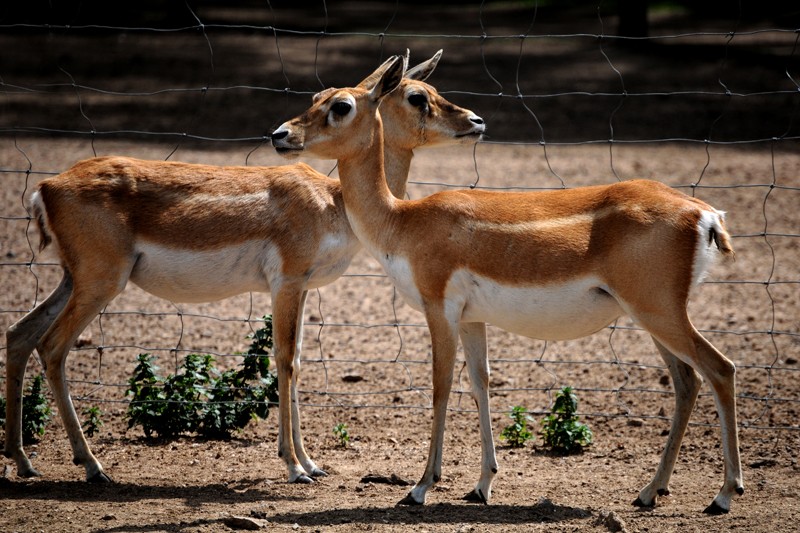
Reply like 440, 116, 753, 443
632, 497, 654, 508
462, 489, 488, 504
310, 468, 328, 478
397, 493, 423, 506
736, 486, 745, 496
291, 474, 314, 484
703, 501, 729, 515
657, 488, 670, 497
88, 471, 113, 483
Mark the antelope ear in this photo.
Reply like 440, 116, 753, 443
405, 49, 442, 81
368, 54, 406, 102
357, 50, 409, 90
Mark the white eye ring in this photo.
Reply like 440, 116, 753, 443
326, 94, 357, 128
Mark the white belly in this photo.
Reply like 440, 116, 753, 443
130, 235, 358, 303
453, 271, 623, 340
380, 255, 623, 341
130, 241, 278, 302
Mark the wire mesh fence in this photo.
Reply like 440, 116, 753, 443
1, 2, 798, 435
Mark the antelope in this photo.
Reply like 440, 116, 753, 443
271, 54, 744, 514
3, 50, 486, 486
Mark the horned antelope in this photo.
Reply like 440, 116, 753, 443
271, 54, 743, 514
3, 50, 486, 485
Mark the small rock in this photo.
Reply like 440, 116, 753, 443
223, 515, 264, 530
392, 474, 412, 485
750, 458, 778, 469
101, 514, 116, 521
595, 510, 628, 532
785, 357, 797, 365
341, 374, 365, 383
536, 497, 556, 513
359, 473, 412, 486
626, 418, 644, 427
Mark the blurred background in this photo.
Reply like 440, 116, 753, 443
1, 0, 798, 145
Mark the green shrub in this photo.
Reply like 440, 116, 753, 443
201, 352, 277, 439
0, 374, 53, 444
125, 352, 164, 437
540, 386, 593, 453
22, 374, 52, 444
499, 405, 535, 448
126, 315, 278, 439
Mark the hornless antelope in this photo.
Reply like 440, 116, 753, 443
3, 51, 486, 485
271, 55, 744, 514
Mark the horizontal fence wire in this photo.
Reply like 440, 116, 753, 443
0, 2, 798, 435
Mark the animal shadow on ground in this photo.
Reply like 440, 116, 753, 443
265, 500, 592, 528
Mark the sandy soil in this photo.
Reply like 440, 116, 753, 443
1, 138, 799, 533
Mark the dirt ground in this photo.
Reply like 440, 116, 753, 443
1, 138, 799, 533
1, 3, 800, 532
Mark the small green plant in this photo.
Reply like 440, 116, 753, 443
540, 386, 593, 454
82, 406, 104, 438
0, 374, 53, 443
203, 315, 278, 437
499, 405, 535, 448
244, 314, 274, 357
159, 352, 216, 437
202, 347, 278, 438
126, 352, 165, 438
333, 422, 350, 448
22, 374, 52, 444
126, 315, 278, 439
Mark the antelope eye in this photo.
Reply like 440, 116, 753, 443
330, 101, 352, 116
408, 93, 427, 107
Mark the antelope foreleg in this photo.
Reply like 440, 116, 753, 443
272, 284, 313, 483
288, 290, 326, 478
399, 304, 459, 505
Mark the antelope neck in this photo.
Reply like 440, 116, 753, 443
336, 114, 400, 247
383, 146, 413, 199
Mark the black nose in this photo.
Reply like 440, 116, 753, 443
271, 129, 289, 140
470, 116, 484, 125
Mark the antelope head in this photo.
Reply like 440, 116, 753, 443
271, 52, 485, 160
